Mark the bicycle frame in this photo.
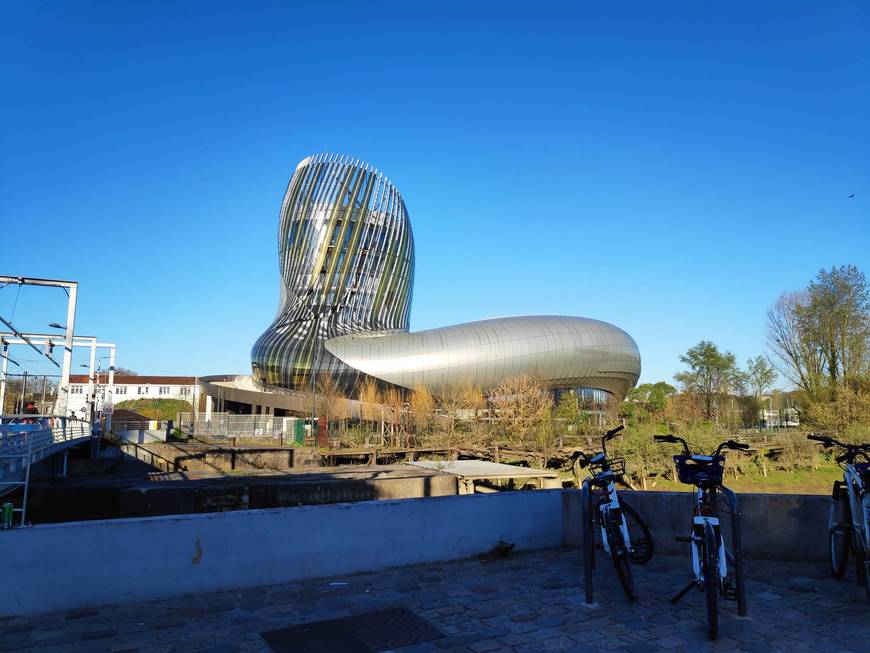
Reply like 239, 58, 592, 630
655, 434, 748, 621
689, 485, 728, 587
842, 464, 870, 554
592, 474, 632, 555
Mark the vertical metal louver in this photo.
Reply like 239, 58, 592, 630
251, 154, 415, 393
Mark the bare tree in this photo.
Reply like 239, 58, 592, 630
358, 378, 385, 444
383, 387, 406, 446
408, 385, 436, 443
767, 291, 826, 398
316, 374, 346, 437
489, 375, 554, 464
438, 383, 486, 447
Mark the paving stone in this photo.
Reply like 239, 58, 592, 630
80, 628, 118, 641
65, 609, 100, 620
10, 550, 870, 653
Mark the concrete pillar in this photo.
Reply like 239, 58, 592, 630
205, 395, 213, 421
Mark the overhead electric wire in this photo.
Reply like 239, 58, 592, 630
0, 314, 60, 368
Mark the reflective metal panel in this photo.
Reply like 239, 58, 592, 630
251, 154, 414, 392
325, 315, 641, 397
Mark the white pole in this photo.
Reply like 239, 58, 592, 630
87, 340, 96, 421
0, 347, 8, 413
106, 345, 115, 434
57, 283, 78, 416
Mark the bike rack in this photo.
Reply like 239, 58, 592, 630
581, 480, 594, 604
721, 486, 748, 617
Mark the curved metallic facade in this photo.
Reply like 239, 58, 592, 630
251, 153, 414, 392
325, 316, 640, 397
252, 153, 641, 399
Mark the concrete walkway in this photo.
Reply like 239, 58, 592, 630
2, 548, 869, 652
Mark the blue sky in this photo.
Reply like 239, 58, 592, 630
1, 1, 868, 386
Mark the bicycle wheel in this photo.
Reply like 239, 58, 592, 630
620, 499, 654, 564
703, 522, 719, 639
606, 510, 635, 600
829, 489, 851, 580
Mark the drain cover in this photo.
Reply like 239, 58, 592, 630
262, 607, 443, 653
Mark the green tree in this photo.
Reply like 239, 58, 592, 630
800, 265, 870, 388
745, 356, 777, 400
674, 341, 743, 421
767, 266, 870, 399
622, 382, 676, 423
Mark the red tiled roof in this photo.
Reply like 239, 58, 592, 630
68, 375, 197, 385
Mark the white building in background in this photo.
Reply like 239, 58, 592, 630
66, 375, 200, 417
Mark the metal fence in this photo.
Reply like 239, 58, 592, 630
177, 412, 307, 442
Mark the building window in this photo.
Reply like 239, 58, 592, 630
138, 386, 148, 395
179, 387, 190, 396
159, 386, 170, 396
70, 385, 83, 394
115, 386, 127, 395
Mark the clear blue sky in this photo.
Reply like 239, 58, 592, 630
1, 1, 868, 387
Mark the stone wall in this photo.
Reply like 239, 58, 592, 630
136, 443, 321, 472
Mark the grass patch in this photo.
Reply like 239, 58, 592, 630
116, 398, 193, 421
641, 462, 842, 495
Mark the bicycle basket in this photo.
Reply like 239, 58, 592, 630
590, 456, 626, 477
674, 455, 724, 485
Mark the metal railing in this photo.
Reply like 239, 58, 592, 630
118, 440, 182, 473
0, 415, 92, 527
177, 412, 303, 441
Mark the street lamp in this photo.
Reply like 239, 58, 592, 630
48, 323, 65, 329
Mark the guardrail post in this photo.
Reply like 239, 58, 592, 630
581, 480, 594, 604
724, 488, 748, 617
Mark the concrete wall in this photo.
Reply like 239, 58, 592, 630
562, 490, 831, 562
0, 489, 835, 616
115, 429, 166, 444
0, 490, 565, 616
139, 443, 321, 472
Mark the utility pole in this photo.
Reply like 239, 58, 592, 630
20, 371, 28, 413
0, 276, 77, 415
0, 343, 8, 413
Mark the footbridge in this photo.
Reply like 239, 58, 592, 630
0, 416, 92, 522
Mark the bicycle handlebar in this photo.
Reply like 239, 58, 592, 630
807, 434, 870, 463
604, 425, 624, 439
571, 450, 591, 468
655, 434, 748, 458
654, 434, 691, 456
715, 440, 750, 456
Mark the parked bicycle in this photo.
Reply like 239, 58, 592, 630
807, 433, 870, 601
575, 425, 653, 602
654, 434, 749, 638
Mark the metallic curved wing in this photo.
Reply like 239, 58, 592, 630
325, 315, 641, 397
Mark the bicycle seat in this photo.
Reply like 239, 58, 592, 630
590, 452, 606, 465
691, 455, 714, 462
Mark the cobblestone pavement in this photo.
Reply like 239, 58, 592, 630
3, 548, 870, 653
